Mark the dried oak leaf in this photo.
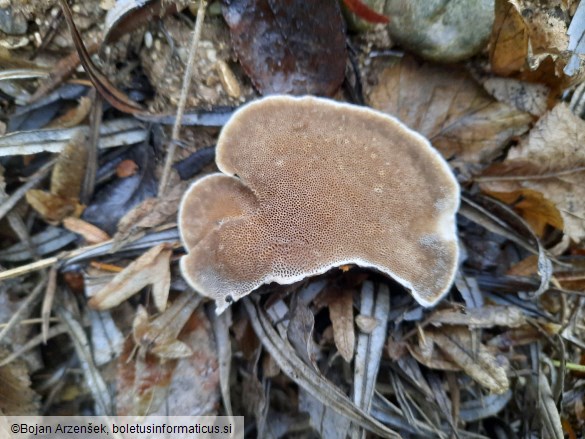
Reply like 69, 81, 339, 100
483, 188, 564, 237
368, 56, 531, 165
222, 0, 346, 96
480, 103, 585, 242
116, 307, 219, 416
490, 0, 577, 89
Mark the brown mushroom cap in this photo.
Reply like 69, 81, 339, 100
179, 96, 460, 313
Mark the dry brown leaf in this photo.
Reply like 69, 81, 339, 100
483, 189, 564, 236
25, 130, 87, 223
88, 243, 173, 311
116, 159, 139, 178
45, 96, 93, 128
430, 328, 510, 394
483, 77, 549, 116
132, 292, 202, 359
114, 181, 188, 242
490, 0, 576, 89
407, 340, 461, 372
480, 103, 585, 241
368, 55, 531, 164
490, 0, 529, 75
25, 190, 84, 223
63, 216, 111, 244
50, 130, 87, 199
507, 254, 539, 276
0, 348, 39, 415
327, 289, 355, 362
117, 306, 219, 416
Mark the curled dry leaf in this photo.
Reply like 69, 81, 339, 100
490, 0, 575, 88
117, 307, 219, 416
326, 288, 355, 363
25, 130, 87, 222
428, 305, 526, 328
88, 243, 173, 312
114, 181, 188, 243
482, 188, 564, 237
430, 328, 510, 394
480, 103, 585, 242
368, 55, 531, 164
63, 216, 111, 244
45, 96, 93, 128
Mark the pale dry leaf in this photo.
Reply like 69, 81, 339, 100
355, 314, 378, 333
428, 305, 526, 328
368, 55, 531, 164
132, 292, 203, 359
287, 298, 317, 368
88, 243, 173, 311
480, 103, 585, 241
117, 308, 219, 417
63, 216, 111, 244
407, 341, 461, 372
0, 348, 39, 415
430, 328, 510, 394
328, 289, 355, 362
114, 181, 188, 242
537, 371, 564, 438
483, 77, 549, 116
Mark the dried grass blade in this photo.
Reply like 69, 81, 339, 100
243, 297, 401, 439
538, 371, 563, 439
57, 306, 112, 414
0, 277, 46, 345
210, 307, 233, 416
352, 282, 390, 439
0, 118, 146, 156
0, 323, 68, 368
57, 0, 145, 114
42, 266, 58, 343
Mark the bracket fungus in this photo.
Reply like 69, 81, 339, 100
179, 96, 460, 313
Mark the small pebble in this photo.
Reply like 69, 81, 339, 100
144, 31, 153, 49
216, 60, 241, 99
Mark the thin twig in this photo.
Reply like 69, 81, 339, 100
0, 276, 47, 345
158, 0, 208, 197
0, 159, 56, 222
474, 166, 585, 183
42, 266, 58, 343
81, 91, 102, 203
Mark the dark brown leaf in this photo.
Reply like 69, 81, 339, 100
223, 0, 346, 96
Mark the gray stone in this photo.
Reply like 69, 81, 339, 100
0, 7, 27, 35
384, 0, 494, 62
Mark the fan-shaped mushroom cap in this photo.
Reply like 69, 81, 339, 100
179, 96, 460, 313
